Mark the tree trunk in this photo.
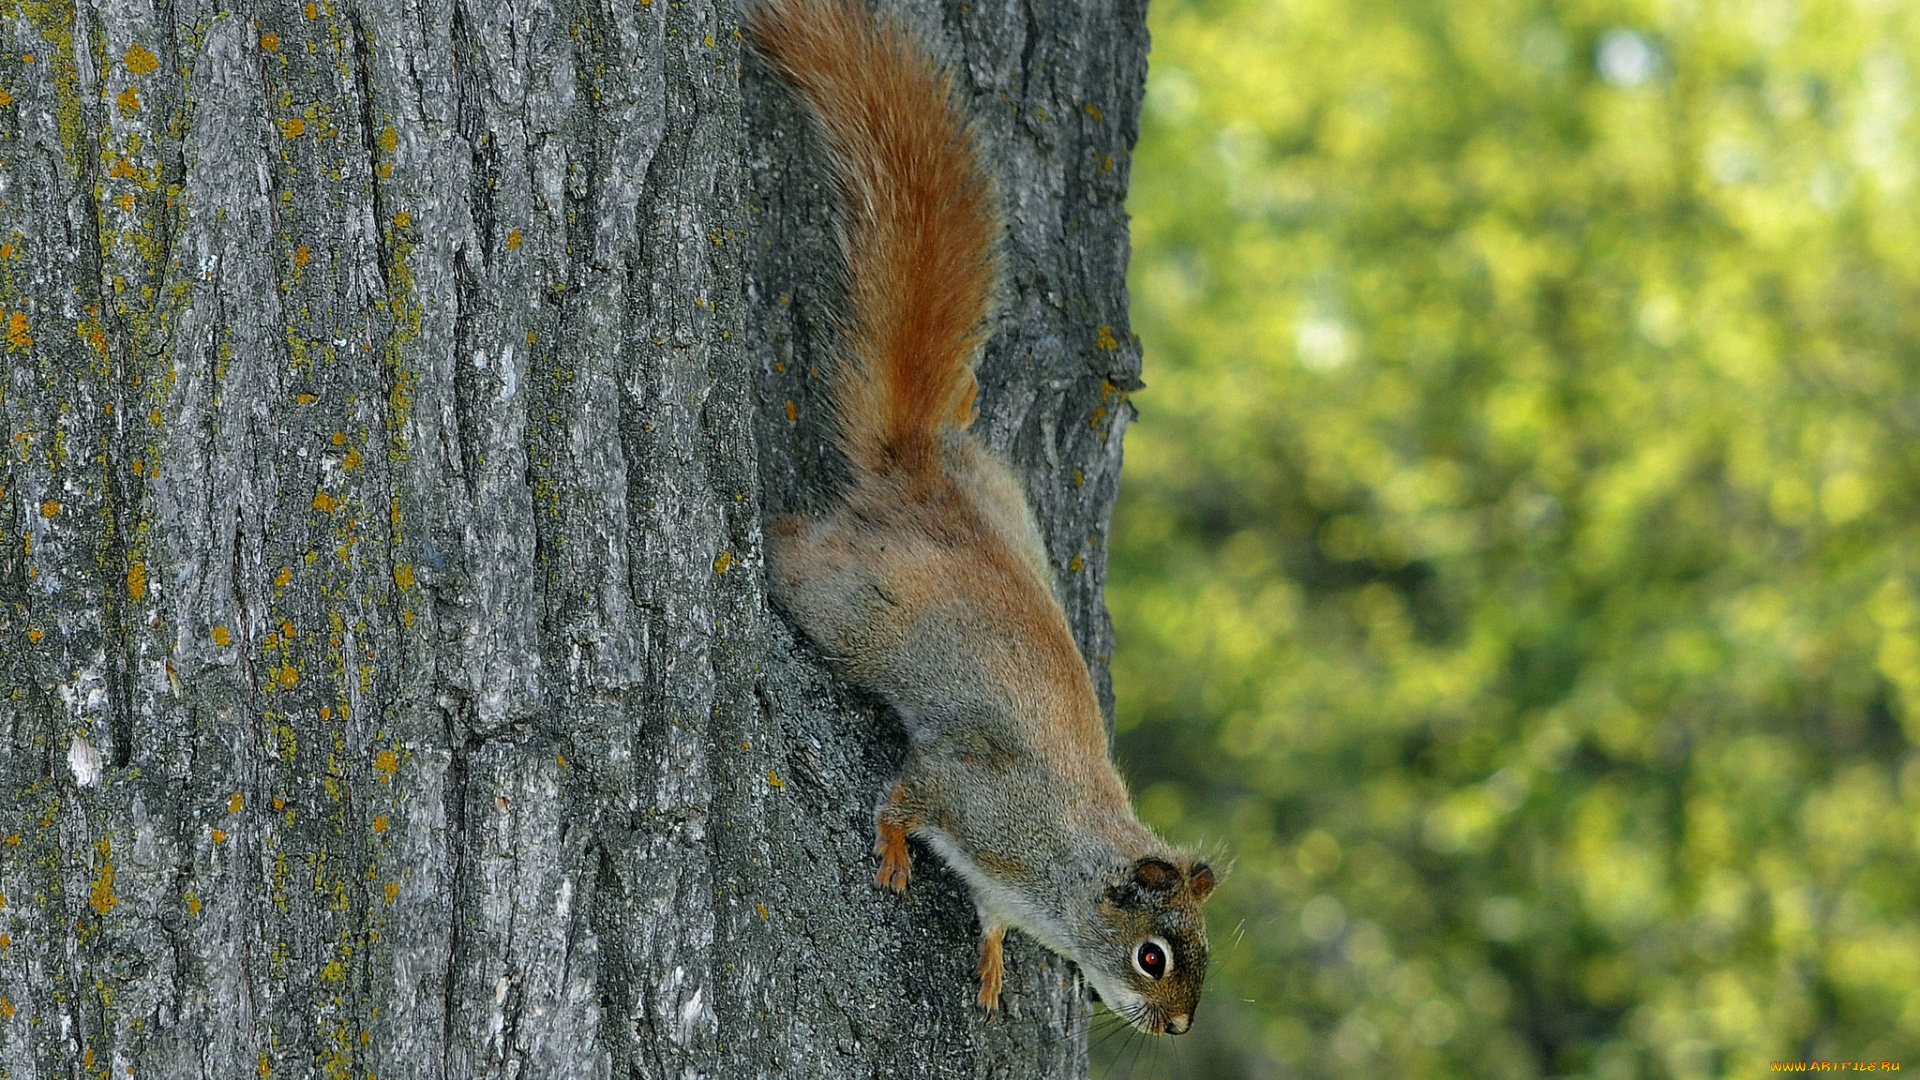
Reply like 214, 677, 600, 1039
0, 0, 1146, 1075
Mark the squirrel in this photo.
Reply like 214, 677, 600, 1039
748, 0, 1216, 1036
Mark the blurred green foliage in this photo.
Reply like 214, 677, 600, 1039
1106, 0, 1920, 1076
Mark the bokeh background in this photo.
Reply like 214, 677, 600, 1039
1097, 0, 1920, 1076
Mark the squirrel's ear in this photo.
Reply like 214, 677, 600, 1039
1106, 858, 1184, 908
1189, 862, 1217, 902
1133, 858, 1181, 894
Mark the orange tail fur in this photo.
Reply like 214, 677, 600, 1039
749, 0, 998, 479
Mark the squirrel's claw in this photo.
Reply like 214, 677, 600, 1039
977, 924, 1006, 1012
874, 818, 912, 893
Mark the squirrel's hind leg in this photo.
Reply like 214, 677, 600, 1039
977, 921, 1007, 1012
874, 780, 922, 893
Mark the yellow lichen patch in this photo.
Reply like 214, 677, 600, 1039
0, 997, 13, 1018
274, 565, 292, 587
312, 491, 340, 513
294, 245, 311, 267
126, 561, 148, 600
0, 933, 11, 949
0, 242, 12, 258
383, 882, 398, 904
392, 210, 411, 228
342, 447, 361, 469
557, 753, 568, 768
228, 792, 244, 812
27, 628, 43, 643
211, 828, 227, 842
295, 392, 317, 404
756, 903, 769, 919
1084, 102, 1105, 121
392, 563, 414, 589
1095, 325, 1120, 350
0, 90, 11, 107
260, 31, 280, 51
124, 43, 159, 75
371, 815, 388, 833
79, 309, 108, 356
7, 312, 32, 350
1069, 555, 1084, 572
304, 1, 317, 16
186, 890, 201, 913
319, 959, 345, 983
379, 124, 397, 152
115, 84, 139, 115
280, 117, 305, 138
90, 839, 116, 915
40, 500, 58, 518
280, 619, 295, 639
373, 749, 398, 782
713, 550, 734, 574
273, 665, 299, 688
506, 228, 523, 250
785, 399, 796, 423
330, 430, 346, 445
767, 769, 784, 789
211, 625, 232, 646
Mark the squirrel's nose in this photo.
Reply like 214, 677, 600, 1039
1165, 1014, 1191, 1035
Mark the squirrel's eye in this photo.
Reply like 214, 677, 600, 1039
1133, 937, 1172, 980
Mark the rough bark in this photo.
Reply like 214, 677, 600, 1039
0, 0, 1147, 1076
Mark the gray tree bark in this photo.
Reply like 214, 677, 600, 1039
0, 0, 1146, 1076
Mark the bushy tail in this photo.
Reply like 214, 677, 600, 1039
749, 0, 997, 480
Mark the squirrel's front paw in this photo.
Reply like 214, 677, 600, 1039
977, 925, 1006, 1012
874, 818, 912, 893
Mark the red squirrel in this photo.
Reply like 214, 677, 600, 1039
749, 0, 1216, 1035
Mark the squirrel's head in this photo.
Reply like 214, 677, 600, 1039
1083, 854, 1217, 1034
